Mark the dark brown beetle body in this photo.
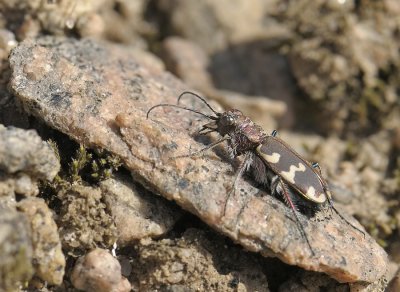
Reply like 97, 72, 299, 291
147, 92, 365, 256
257, 136, 330, 204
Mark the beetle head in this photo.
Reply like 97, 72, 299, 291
147, 92, 246, 138
215, 109, 243, 136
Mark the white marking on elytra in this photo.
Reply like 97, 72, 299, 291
305, 186, 326, 203
281, 163, 306, 184
258, 148, 281, 163
307, 186, 316, 197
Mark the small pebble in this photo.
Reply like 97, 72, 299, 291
71, 248, 131, 292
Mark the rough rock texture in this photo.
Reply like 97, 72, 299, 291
0, 125, 60, 180
134, 228, 269, 291
17, 197, 65, 285
0, 124, 60, 209
0, 172, 38, 199
0, 207, 33, 291
100, 175, 182, 246
9, 37, 387, 283
71, 248, 131, 292
0, 124, 63, 289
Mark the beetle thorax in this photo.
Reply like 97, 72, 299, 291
218, 109, 267, 156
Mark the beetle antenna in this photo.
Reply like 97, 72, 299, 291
178, 91, 220, 116
326, 197, 365, 238
146, 103, 218, 120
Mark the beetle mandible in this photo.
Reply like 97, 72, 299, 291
147, 91, 365, 255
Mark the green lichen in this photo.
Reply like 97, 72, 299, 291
69, 145, 92, 183
67, 145, 121, 184
45, 142, 121, 189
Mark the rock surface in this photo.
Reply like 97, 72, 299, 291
0, 125, 60, 180
0, 207, 33, 291
9, 37, 387, 283
0, 125, 61, 203
100, 175, 182, 246
0, 124, 63, 289
17, 197, 65, 285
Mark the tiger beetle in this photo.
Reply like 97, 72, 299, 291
146, 91, 365, 256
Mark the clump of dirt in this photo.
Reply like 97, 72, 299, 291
57, 184, 117, 255
132, 228, 269, 291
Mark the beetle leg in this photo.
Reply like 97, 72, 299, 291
223, 152, 253, 216
198, 128, 216, 136
273, 176, 315, 256
171, 136, 230, 159
311, 162, 322, 174
320, 182, 365, 237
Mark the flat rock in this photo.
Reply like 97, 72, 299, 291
100, 175, 182, 246
0, 124, 60, 181
9, 37, 387, 283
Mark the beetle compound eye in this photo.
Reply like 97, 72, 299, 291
220, 115, 234, 126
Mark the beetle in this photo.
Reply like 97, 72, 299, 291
147, 91, 365, 255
